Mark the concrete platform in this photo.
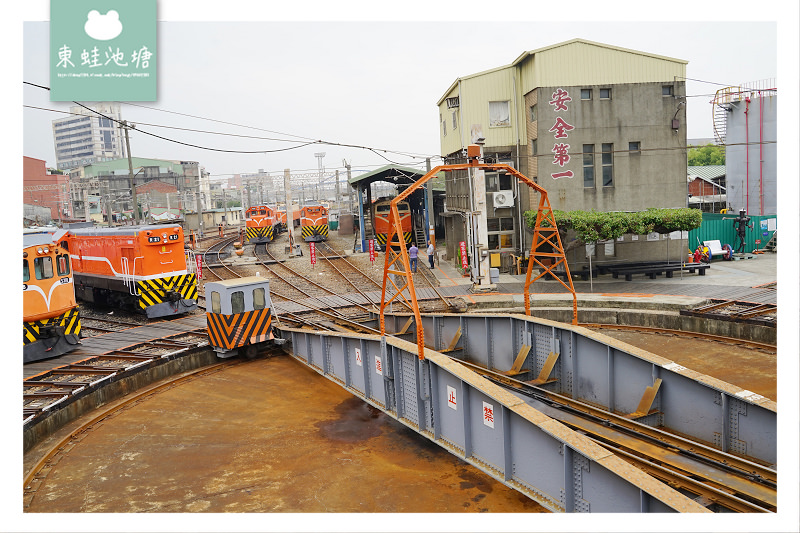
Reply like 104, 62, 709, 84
427, 252, 778, 307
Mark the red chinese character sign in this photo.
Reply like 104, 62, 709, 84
195, 255, 203, 280
482, 401, 495, 428
547, 88, 577, 181
459, 241, 468, 271
369, 239, 375, 263
447, 386, 457, 410
309, 242, 316, 265
549, 88, 572, 111
548, 117, 575, 139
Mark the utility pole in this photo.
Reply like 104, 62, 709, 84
335, 170, 340, 211
284, 169, 295, 256
196, 166, 204, 237
314, 152, 326, 204
344, 159, 353, 212
120, 120, 138, 225
425, 157, 434, 248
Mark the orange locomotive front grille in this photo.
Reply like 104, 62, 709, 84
206, 308, 272, 350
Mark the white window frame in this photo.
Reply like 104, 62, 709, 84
488, 101, 511, 128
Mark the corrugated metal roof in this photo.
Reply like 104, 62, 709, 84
687, 165, 726, 180
511, 38, 687, 67
438, 38, 687, 104
348, 165, 444, 191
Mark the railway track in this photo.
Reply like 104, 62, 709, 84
23, 330, 209, 423
461, 360, 778, 513
254, 241, 381, 334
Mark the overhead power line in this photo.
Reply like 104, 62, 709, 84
24, 81, 440, 161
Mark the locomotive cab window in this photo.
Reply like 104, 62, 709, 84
34, 256, 54, 280
211, 291, 221, 314
23, 259, 30, 282
253, 288, 266, 310
231, 291, 245, 314
56, 254, 70, 276
376, 205, 390, 213
259, 210, 266, 215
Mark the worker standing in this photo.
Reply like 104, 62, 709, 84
408, 243, 419, 273
427, 241, 435, 269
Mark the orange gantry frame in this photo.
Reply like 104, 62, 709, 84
379, 147, 578, 360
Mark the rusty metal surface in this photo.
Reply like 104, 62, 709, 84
24, 356, 545, 513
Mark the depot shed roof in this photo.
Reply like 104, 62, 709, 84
348, 164, 445, 192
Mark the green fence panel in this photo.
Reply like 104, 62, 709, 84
688, 213, 776, 252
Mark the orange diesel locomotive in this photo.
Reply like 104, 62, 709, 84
245, 205, 279, 244
23, 231, 81, 363
300, 205, 329, 242
62, 224, 198, 318
373, 199, 412, 247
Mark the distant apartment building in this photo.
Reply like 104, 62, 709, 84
437, 39, 689, 271
51, 103, 125, 170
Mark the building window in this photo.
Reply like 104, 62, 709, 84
600, 88, 611, 100
662, 85, 673, 96
583, 144, 594, 187
581, 89, 592, 100
489, 101, 511, 127
487, 217, 515, 250
452, 111, 458, 130
485, 172, 512, 193
602, 143, 614, 187
442, 119, 447, 137
529, 104, 537, 122
629, 141, 641, 153
531, 139, 537, 156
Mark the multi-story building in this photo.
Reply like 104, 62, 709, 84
23, 156, 70, 223
437, 39, 689, 274
66, 157, 208, 223
51, 103, 125, 171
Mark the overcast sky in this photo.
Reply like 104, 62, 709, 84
20, 6, 790, 182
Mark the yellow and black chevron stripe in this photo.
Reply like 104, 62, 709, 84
136, 274, 198, 310
246, 226, 274, 242
376, 232, 413, 246
301, 224, 329, 240
24, 307, 81, 346
207, 308, 272, 350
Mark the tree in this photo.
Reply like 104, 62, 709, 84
688, 144, 725, 166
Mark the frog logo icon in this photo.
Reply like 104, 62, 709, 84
84, 10, 123, 41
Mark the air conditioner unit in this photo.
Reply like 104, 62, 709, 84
493, 191, 514, 208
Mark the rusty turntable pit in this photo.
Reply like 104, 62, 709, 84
24, 355, 545, 513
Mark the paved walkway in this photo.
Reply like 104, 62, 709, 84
426, 252, 778, 306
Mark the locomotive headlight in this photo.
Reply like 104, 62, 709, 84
162, 233, 167, 240
37, 247, 43, 254
23, 252, 28, 258
44, 247, 50, 253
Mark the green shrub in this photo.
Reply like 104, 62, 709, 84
524, 208, 702, 244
